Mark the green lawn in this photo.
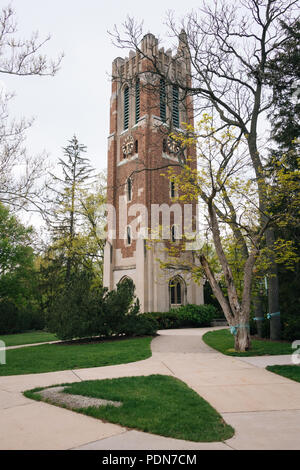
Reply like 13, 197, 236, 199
266, 365, 300, 383
0, 336, 153, 376
25, 375, 234, 442
203, 328, 293, 356
0, 330, 58, 347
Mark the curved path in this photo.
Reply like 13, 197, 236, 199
0, 328, 300, 450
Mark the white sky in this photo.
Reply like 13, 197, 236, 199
4, 0, 202, 175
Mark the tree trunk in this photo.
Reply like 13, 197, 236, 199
234, 324, 251, 351
265, 228, 281, 340
253, 293, 264, 338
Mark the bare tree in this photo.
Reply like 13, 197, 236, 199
0, 4, 63, 214
110, 0, 299, 339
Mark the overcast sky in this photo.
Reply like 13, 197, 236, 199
3, 0, 203, 176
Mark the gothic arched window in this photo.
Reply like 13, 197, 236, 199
169, 277, 184, 306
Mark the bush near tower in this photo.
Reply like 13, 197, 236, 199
46, 275, 158, 340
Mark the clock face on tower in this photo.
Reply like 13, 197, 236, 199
122, 135, 134, 157
167, 136, 180, 154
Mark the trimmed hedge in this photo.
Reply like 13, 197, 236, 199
143, 304, 217, 329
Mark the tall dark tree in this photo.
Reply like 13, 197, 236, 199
265, 20, 300, 332
266, 20, 300, 161
48, 135, 94, 282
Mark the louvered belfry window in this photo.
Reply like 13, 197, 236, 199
160, 79, 166, 122
127, 226, 131, 245
170, 181, 176, 198
172, 85, 179, 128
135, 79, 140, 124
124, 86, 129, 130
127, 178, 132, 201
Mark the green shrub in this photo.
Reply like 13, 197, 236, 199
0, 300, 19, 334
121, 315, 159, 337
143, 311, 182, 330
0, 299, 45, 335
282, 315, 300, 342
17, 305, 45, 332
171, 304, 217, 327
144, 304, 217, 330
203, 281, 224, 318
46, 273, 158, 340
46, 270, 106, 340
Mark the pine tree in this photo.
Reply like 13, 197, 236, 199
266, 20, 300, 162
49, 135, 94, 282
265, 21, 300, 332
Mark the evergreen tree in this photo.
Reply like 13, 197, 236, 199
265, 20, 300, 330
49, 135, 94, 282
266, 20, 300, 162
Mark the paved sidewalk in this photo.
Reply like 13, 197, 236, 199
1, 340, 61, 351
237, 354, 295, 368
0, 328, 300, 450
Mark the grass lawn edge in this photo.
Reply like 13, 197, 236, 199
266, 364, 300, 383
24, 374, 235, 443
0, 336, 154, 376
202, 328, 293, 357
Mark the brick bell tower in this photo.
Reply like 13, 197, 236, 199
103, 32, 204, 312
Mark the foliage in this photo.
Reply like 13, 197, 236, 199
264, 19, 300, 339
144, 304, 217, 330
0, 203, 44, 333
121, 315, 158, 337
0, 203, 34, 289
281, 316, 300, 342
48, 135, 95, 282
0, 300, 18, 334
0, 299, 44, 335
160, 118, 299, 351
250, 308, 300, 342
265, 20, 300, 158
40, 144, 106, 314
46, 269, 104, 340
112, 1, 299, 347
170, 304, 217, 326
46, 275, 157, 340
203, 281, 224, 317
143, 311, 182, 330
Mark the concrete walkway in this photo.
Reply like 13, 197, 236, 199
0, 328, 300, 450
